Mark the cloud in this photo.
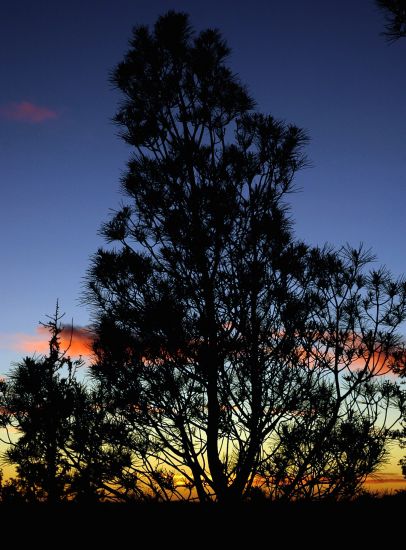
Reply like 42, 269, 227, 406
366, 476, 405, 484
365, 472, 406, 486
0, 325, 93, 358
295, 330, 399, 378
0, 101, 58, 123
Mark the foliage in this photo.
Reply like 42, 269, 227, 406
376, 0, 406, 41
85, 12, 406, 502
0, 305, 132, 502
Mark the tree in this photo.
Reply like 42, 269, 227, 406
0, 305, 132, 503
86, 11, 406, 503
0, 305, 82, 502
376, 0, 406, 41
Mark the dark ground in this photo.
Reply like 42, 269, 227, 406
0, 493, 404, 545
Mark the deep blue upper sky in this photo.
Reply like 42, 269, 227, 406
0, 0, 405, 366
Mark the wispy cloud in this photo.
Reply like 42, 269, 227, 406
0, 101, 58, 123
365, 472, 406, 487
0, 325, 93, 358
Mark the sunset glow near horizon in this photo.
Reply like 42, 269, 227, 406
1, 0, 406, 490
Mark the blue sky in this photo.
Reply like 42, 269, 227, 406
0, 0, 405, 370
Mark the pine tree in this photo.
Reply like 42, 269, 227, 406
86, 11, 406, 502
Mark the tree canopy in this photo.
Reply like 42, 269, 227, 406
83, 11, 406, 502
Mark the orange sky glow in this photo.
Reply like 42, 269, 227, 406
0, 325, 93, 358
0, 326, 404, 493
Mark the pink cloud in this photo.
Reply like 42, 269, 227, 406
0, 325, 93, 358
0, 101, 58, 123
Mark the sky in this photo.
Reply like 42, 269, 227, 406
0, 0, 405, 488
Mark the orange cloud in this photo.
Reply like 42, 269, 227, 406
0, 101, 58, 123
295, 330, 402, 378
364, 472, 406, 493
0, 325, 93, 358
366, 474, 406, 484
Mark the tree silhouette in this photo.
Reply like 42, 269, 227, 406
85, 11, 406, 502
376, 0, 406, 41
0, 305, 132, 503
261, 248, 406, 501
0, 305, 83, 502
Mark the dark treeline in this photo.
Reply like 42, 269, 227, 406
1, 10, 406, 504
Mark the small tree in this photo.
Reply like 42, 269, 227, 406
85, 11, 406, 502
0, 305, 139, 503
0, 305, 84, 502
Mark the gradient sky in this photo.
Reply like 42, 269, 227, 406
0, 0, 405, 361
0, 0, 405, 490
